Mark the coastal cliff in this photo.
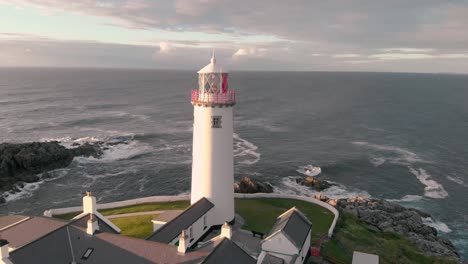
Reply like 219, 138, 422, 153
316, 195, 461, 261
0, 141, 102, 203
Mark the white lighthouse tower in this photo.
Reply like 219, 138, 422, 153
191, 54, 236, 225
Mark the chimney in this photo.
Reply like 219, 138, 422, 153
83, 191, 97, 214
0, 239, 12, 264
177, 230, 188, 254
221, 222, 232, 239
86, 214, 99, 235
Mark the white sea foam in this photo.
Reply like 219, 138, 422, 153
423, 217, 452, 233
370, 157, 386, 167
387, 194, 423, 203
276, 176, 371, 199
233, 133, 261, 165
409, 167, 448, 199
1, 169, 70, 203
73, 139, 152, 163
352, 141, 430, 165
447, 175, 468, 188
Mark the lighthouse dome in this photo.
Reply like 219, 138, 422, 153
197, 54, 228, 74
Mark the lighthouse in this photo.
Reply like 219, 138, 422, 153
190, 54, 236, 225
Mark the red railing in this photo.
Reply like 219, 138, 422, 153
191, 90, 236, 105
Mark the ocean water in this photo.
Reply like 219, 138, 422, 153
0, 68, 467, 256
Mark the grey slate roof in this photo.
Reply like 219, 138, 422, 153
265, 207, 312, 249
147, 197, 214, 243
201, 238, 256, 264
73, 213, 119, 234
9, 225, 152, 264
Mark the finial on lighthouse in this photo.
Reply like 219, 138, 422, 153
211, 49, 216, 64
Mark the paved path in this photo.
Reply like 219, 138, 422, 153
106, 210, 165, 219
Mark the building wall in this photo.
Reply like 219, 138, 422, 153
262, 232, 297, 262
169, 210, 213, 249
297, 231, 311, 264
191, 105, 234, 225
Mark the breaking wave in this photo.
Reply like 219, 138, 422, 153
387, 194, 424, 203
276, 176, 371, 199
1, 169, 69, 203
447, 175, 468, 188
409, 167, 448, 199
42, 134, 153, 163
352, 141, 430, 165
423, 217, 452, 233
233, 133, 261, 165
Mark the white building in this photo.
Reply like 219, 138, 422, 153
258, 207, 312, 264
191, 54, 236, 226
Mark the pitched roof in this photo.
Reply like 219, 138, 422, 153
0, 216, 68, 249
0, 215, 29, 231
147, 197, 214, 243
97, 231, 213, 264
73, 213, 119, 234
9, 225, 153, 264
264, 207, 312, 249
201, 238, 256, 264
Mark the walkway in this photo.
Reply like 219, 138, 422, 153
106, 210, 165, 219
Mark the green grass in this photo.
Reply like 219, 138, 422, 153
110, 214, 159, 239
234, 198, 334, 243
53, 200, 190, 220
99, 200, 189, 216
321, 213, 458, 264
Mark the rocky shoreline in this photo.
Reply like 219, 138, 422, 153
0, 141, 103, 204
236, 176, 461, 261
316, 195, 460, 261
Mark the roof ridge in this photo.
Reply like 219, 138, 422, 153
146, 197, 213, 241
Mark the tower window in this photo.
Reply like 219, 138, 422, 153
211, 116, 222, 128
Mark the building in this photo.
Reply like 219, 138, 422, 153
191, 53, 236, 226
258, 207, 312, 264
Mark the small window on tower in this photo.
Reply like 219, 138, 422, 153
211, 116, 222, 128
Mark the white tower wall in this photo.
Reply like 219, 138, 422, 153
191, 105, 234, 225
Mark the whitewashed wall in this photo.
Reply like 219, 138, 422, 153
44, 195, 190, 216
44, 193, 338, 238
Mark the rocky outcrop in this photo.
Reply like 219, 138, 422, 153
0, 141, 102, 202
315, 195, 460, 261
234, 177, 273, 193
296, 176, 332, 191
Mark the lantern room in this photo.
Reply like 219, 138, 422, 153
192, 54, 236, 106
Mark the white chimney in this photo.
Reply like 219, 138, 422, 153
0, 240, 13, 264
177, 230, 188, 254
86, 214, 99, 235
83, 191, 97, 214
221, 222, 232, 239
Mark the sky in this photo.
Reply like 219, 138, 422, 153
1, 0, 468, 73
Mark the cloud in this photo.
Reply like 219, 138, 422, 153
369, 53, 434, 60
158, 42, 174, 53
380, 48, 435, 53
332, 54, 360, 58
232, 48, 267, 59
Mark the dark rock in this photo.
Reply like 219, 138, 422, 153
0, 141, 104, 196
295, 176, 332, 191
334, 196, 461, 260
234, 177, 273, 193
72, 142, 103, 158
0, 196, 5, 204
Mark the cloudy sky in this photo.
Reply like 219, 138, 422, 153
1, 0, 468, 73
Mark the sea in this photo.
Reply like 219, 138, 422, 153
0, 68, 467, 257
